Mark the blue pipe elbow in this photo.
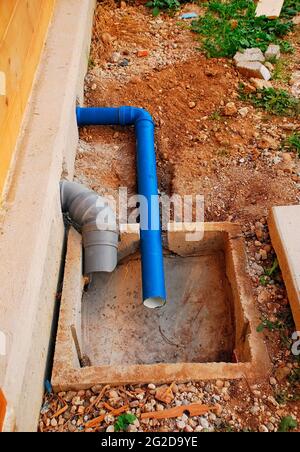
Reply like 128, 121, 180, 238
76, 106, 166, 308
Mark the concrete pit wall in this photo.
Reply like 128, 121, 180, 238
0, 0, 96, 432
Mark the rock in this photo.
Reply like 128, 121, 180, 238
205, 68, 218, 77
266, 422, 275, 432
101, 32, 113, 45
199, 417, 210, 429
265, 44, 281, 61
259, 424, 269, 432
108, 390, 119, 399
91, 83, 97, 90
118, 59, 129, 67
275, 366, 290, 381
50, 418, 58, 427
269, 377, 277, 386
127, 424, 138, 432
176, 420, 186, 430
65, 391, 77, 402
260, 249, 268, 260
223, 102, 237, 116
252, 262, 264, 276
214, 403, 223, 416
184, 424, 194, 432
110, 52, 121, 63
237, 62, 271, 80
234, 48, 265, 64
257, 136, 277, 150
215, 380, 224, 389
281, 152, 292, 163
292, 14, 300, 25
77, 406, 85, 415
250, 406, 260, 415
106, 425, 115, 432
188, 101, 196, 109
238, 106, 249, 117
148, 383, 156, 390
249, 78, 272, 89
120, 1, 127, 8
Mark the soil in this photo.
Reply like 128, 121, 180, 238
41, 1, 300, 433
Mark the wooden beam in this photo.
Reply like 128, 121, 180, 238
256, 0, 284, 19
0, 0, 55, 199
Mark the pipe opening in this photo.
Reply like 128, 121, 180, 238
143, 297, 166, 309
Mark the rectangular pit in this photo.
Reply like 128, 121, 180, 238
52, 223, 270, 391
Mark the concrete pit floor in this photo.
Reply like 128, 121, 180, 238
82, 252, 235, 366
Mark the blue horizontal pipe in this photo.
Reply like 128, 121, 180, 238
76, 106, 166, 308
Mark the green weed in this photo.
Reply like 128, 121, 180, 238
240, 86, 300, 116
114, 413, 137, 432
146, 0, 181, 16
282, 131, 300, 156
190, 0, 295, 58
278, 416, 298, 432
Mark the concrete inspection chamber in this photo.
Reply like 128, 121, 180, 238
52, 222, 270, 391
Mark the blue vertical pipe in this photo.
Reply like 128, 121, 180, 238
76, 106, 166, 308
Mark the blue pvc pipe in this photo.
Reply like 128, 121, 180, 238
76, 106, 166, 308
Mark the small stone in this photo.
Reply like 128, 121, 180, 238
199, 417, 210, 429
292, 14, 300, 25
238, 106, 249, 117
259, 424, 269, 432
275, 366, 290, 381
260, 249, 268, 260
120, 0, 126, 8
188, 101, 196, 109
237, 62, 271, 80
269, 377, 277, 386
108, 390, 119, 399
50, 418, 58, 427
176, 420, 186, 430
110, 52, 121, 63
250, 406, 260, 415
253, 390, 261, 398
148, 383, 156, 390
91, 385, 102, 394
127, 424, 138, 432
250, 78, 273, 89
281, 152, 292, 162
215, 380, 224, 389
265, 44, 280, 61
184, 425, 194, 432
214, 403, 223, 416
106, 425, 115, 432
118, 58, 129, 67
234, 48, 265, 64
223, 102, 237, 116
65, 391, 77, 402
101, 32, 113, 45
205, 68, 218, 77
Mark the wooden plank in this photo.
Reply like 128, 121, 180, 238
268, 206, 300, 331
256, 0, 284, 19
0, 0, 18, 42
0, 0, 55, 198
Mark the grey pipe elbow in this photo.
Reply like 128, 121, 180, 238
60, 180, 118, 274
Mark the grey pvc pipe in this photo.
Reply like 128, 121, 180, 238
60, 180, 118, 274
